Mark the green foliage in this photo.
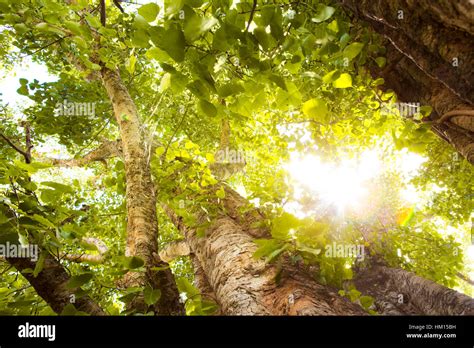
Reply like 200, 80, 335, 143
0, 0, 471, 316
176, 278, 218, 316
375, 225, 464, 288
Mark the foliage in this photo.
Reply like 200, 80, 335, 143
0, 0, 471, 315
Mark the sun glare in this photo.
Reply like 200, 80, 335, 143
285, 150, 381, 214
284, 147, 431, 217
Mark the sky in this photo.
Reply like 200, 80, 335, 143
0, 58, 57, 113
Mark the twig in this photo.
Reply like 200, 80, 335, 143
245, 0, 258, 32
0, 132, 29, 163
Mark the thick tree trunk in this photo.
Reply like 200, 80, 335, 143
166, 187, 473, 315
100, 68, 183, 315
6, 254, 105, 315
165, 190, 366, 315
190, 254, 222, 315
339, 0, 474, 164
354, 265, 474, 315
177, 217, 366, 315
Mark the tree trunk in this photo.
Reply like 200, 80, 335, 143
6, 255, 105, 315
173, 215, 366, 315
339, 0, 474, 164
166, 187, 473, 315
100, 68, 183, 315
354, 265, 474, 315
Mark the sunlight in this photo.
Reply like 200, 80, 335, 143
285, 150, 381, 214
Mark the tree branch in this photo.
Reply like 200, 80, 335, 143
59, 237, 109, 264
49, 140, 122, 167
245, 0, 258, 32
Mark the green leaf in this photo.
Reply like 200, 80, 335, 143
14, 23, 29, 34
60, 303, 78, 316
296, 244, 322, 256
216, 186, 225, 199
268, 74, 287, 91
360, 295, 374, 309
159, 73, 171, 92
254, 27, 271, 50
64, 21, 83, 36
17, 85, 29, 96
420, 105, 433, 117
143, 286, 161, 305
332, 73, 352, 88
271, 212, 302, 240
131, 29, 150, 48
33, 253, 46, 277
312, 5, 335, 23
322, 69, 339, 84
176, 277, 200, 298
198, 99, 217, 117
146, 47, 171, 62
265, 244, 289, 263
343, 42, 364, 61
67, 272, 93, 288
375, 57, 386, 68
302, 98, 328, 121
217, 82, 244, 98
164, 0, 184, 16
253, 239, 285, 261
187, 80, 209, 99
138, 3, 160, 22
158, 25, 185, 62
124, 256, 145, 269
31, 214, 55, 228
184, 15, 218, 41
126, 55, 137, 74
41, 181, 74, 193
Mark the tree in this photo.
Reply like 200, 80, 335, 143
339, 0, 474, 164
0, 0, 472, 316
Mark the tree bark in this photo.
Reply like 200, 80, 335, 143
6, 254, 105, 315
354, 265, 474, 315
165, 191, 367, 315
166, 187, 473, 315
100, 68, 183, 315
339, 0, 474, 164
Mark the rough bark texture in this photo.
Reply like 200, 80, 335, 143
165, 192, 366, 315
190, 254, 222, 315
354, 265, 474, 315
50, 140, 122, 167
6, 254, 105, 315
340, 0, 474, 164
167, 186, 473, 315
101, 68, 183, 315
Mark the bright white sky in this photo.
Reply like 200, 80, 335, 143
0, 58, 57, 113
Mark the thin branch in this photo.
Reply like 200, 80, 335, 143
100, 0, 106, 26
162, 107, 188, 161
21, 36, 66, 58
49, 139, 122, 167
0, 132, 29, 162
245, 0, 258, 32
